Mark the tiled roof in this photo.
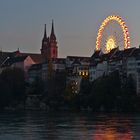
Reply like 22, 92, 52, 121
122, 47, 136, 57
51, 58, 66, 64
130, 48, 140, 57
91, 50, 102, 59
0, 51, 21, 66
2, 56, 28, 66
90, 47, 137, 63
20, 53, 45, 64
9, 56, 27, 63
67, 56, 90, 62
42, 58, 66, 64
0, 51, 45, 66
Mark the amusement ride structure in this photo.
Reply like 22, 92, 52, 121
96, 15, 130, 53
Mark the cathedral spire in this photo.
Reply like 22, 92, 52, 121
50, 20, 56, 40
51, 20, 54, 35
44, 24, 47, 38
41, 21, 58, 59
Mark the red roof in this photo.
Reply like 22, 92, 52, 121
0, 51, 45, 65
18, 53, 45, 64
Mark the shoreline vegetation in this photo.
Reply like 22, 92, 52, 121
0, 67, 140, 113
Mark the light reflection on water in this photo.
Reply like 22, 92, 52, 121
0, 111, 139, 140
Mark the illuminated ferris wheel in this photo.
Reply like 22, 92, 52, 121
96, 15, 130, 53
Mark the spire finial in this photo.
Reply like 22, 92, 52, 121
50, 19, 56, 40
44, 24, 47, 38
51, 20, 54, 35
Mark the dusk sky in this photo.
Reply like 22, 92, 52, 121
0, 0, 140, 57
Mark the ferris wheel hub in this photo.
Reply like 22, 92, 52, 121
105, 36, 116, 53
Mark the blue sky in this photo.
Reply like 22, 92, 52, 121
0, 0, 140, 57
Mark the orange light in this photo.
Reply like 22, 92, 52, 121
106, 36, 116, 53
96, 15, 130, 51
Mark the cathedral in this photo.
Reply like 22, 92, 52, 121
41, 20, 58, 60
0, 20, 58, 73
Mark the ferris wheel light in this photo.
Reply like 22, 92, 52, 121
106, 36, 116, 53
96, 15, 130, 51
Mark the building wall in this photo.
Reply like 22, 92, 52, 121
24, 56, 36, 72
89, 61, 108, 82
89, 65, 96, 82
53, 63, 65, 72
126, 57, 140, 95
42, 63, 48, 81
66, 76, 82, 94
11, 61, 24, 70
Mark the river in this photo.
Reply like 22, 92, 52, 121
0, 111, 139, 140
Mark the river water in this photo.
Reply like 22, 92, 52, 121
0, 111, 139, 140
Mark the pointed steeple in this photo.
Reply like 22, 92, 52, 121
50, 20, 56, 40
43, 24, 47, 39
51, 20, 54, 34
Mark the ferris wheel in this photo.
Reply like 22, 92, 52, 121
96, 15, 130, 53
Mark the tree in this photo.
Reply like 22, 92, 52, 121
43, 71, 66, 109
120, 74, 137, 111
89, 71, 121, 111
79, 77, 91, 108
29, 77, 44, 95
0, 67, 26, 108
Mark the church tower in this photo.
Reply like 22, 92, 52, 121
41, 24, 50, 59
41, 21, 58, 60
49, 20, 58, 59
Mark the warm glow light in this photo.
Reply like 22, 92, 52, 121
96, 15, 130, 51
93, 119, 133, 140
105, 36, 116, 53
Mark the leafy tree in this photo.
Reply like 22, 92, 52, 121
120, 74, 137, 111
29, 77, 44, 95
79, 77, 91, 108
43, 71, 66, 109
0, 67, 25, 108
89, 71, 121, 111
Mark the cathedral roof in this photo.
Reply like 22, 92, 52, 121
21, 53, 45, 64
0, 51, 45, 67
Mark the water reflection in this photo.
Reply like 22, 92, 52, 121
93, 116, 133, 140
0, 111, 139, 140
